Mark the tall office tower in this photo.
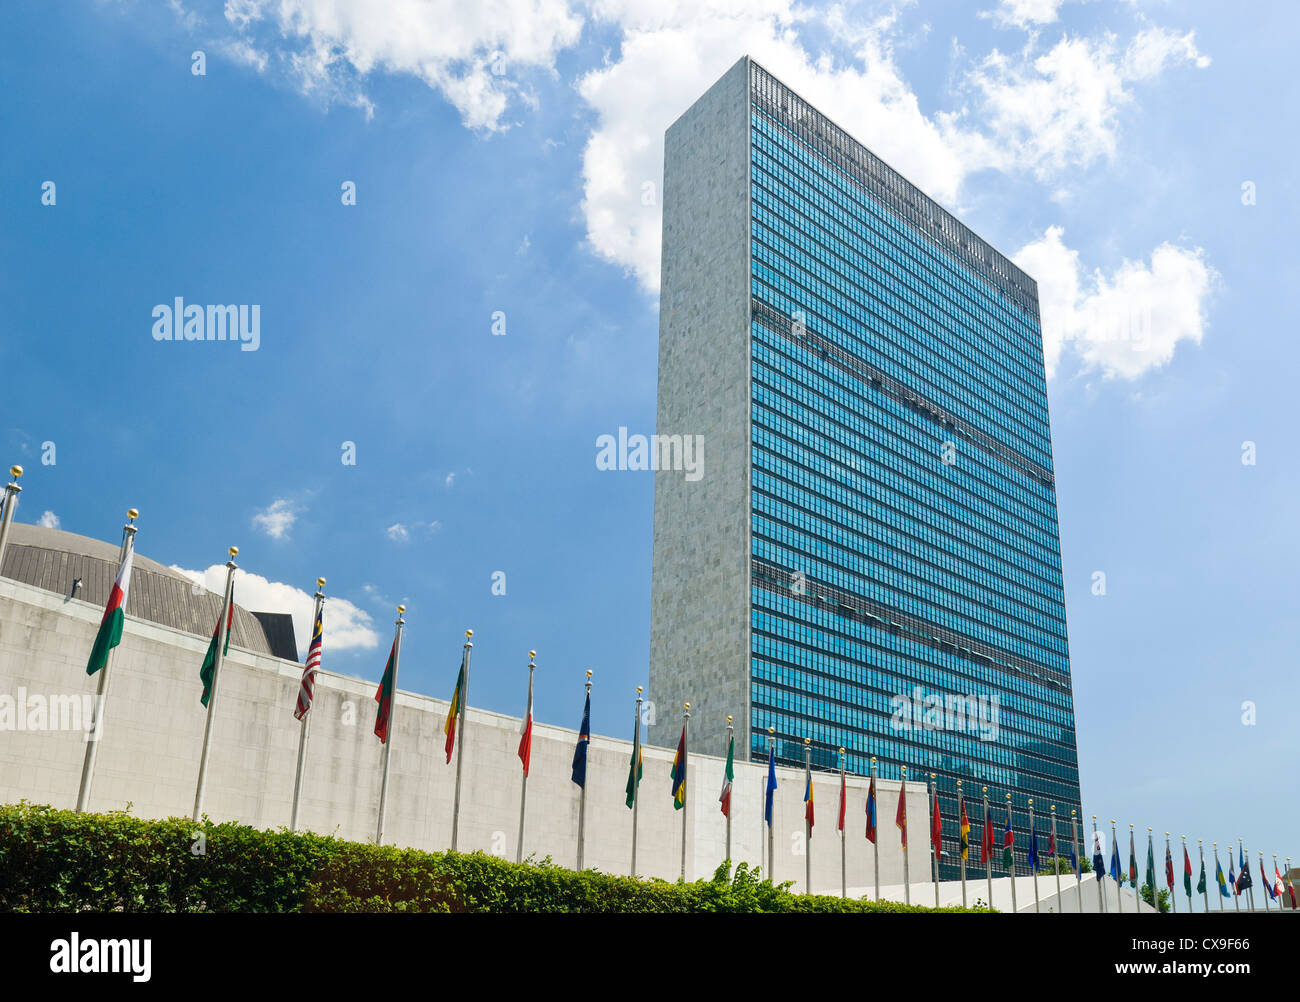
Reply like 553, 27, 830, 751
649, 57, 1080, 874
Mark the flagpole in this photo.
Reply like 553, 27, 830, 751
1242, 838, 1254, 911
516, 650, 536, 864
1287, 857, 1294, 911
871, 757, 880, 902
930, 773, 940, 909
290, 577, 325, 833
1197, 840, 1206, 913
630, 687, 643, 875
75, 508, 138, 813
450, 629, 474, 851
1110, 820, 1122, 913
192, 546, 237, 823
576, 670, 592, 871
1213, 843, 1224, 912
1029, 800, 1040, 913
1093, 817, 1105, 912
839, 747, 846, 899
1260, 852, 1271, 913
1006, 794, 1017, 914
1148, 828, 1157, 914
1166, 834, 1176, 914
956, 782, 967, 908
901, 765, 910, 906
803, 737, 812, 895
982, 790, 993, 914
1272, 854, 1280, 912
0, 465, 21, 570
1068, 811, 1080, 912
759, 722, 769, 883
1129, 824, 1138, 912
725, 716, 734, 866
680, 703, 690, 882
374, 606, 405, 845
1051, 806, 1061, 912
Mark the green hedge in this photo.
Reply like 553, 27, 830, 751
0, 802, 989, 913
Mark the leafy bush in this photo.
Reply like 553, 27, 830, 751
0, 802, 990, 914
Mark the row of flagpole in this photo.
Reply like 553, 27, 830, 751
4, 474, 1297, 908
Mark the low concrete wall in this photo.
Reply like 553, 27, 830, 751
0, 577, 931, 894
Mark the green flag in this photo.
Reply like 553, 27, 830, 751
1146, 840, 1156, 892
1197, 859, 1207, 895
625, 718, 643, 808
199, 589, 234, 707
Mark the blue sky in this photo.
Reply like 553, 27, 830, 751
1, 0, 1295, 902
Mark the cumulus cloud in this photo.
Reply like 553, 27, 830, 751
385, 520, 440, 543
36, 510, 60, 529
219, 0, 583, 129
1014, 225, 1216, 379
984, 0, 1068, 30
170, 564, 381, 658
252, 498, 299, 540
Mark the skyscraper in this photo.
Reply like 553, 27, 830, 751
648, 57, 1080, 873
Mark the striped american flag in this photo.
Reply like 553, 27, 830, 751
295, 610, 322, 720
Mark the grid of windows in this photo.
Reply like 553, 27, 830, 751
746, 62, 1081, 876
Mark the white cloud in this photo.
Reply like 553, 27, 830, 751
220, 0, 583, 129
252, 498, 299, 540
36, 510, 60, 529
985, 0, 1068, 30
444, 472, 456, 488
170, 565, 381, 657
385, 520, 440, 543
1122, 26, 1211, 79
1014, 225, 1216, 379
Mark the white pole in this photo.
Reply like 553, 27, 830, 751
192, 547, 238, 823
76, 509, 137, 813
803, 737, 812, 895
1029, 800, 1040, 913
0, 465, 22, 570
1072, 812, 1082, 912
450, 629, 473, 851
516, 651, 536, 864
766, 727, 775, 883
1051, 807, 1061, 912
680, 703, 690, 882
930, 774, 940, 909
725, 716, 734, 867
871, 757, 880, 902
984, 787, 993, 909
631, 688, 643, 875
839, 747, 846, 899
1006, 795, 1017, 914
1094, 818, 1106, 913
374, 606, 405, 845
576, 670, 592, 870
290, 577, 325, 832
901, 766, 910, 906
1167, 834, 1176, 914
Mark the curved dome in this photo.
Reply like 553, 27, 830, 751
0, 523, 298, 662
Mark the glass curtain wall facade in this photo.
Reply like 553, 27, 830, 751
745, 62, 1080, 878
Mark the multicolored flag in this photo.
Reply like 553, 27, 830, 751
896, 775, 908, 849
373, 640, 397, 744
1228, 854, 1237, 894
294, 605, 321, 720
1147, 838, 1157, 893
981, 803, 993, 865
1197, 857, 1207, 895
86, 545, 135, 676
1128, 831, 1138, 885
1235, 854, 1252, 893
571, 690, 590, 787
718, 732, 734, 817
1028, 824, 1039, 870
1048, 814, 1056, 857
959, 801, 970, 861
1093, 832, 1106, 881
1183, 847, 1193, 898
1165, 844, 1175, 890
803, 772, 814, 832
1069, 837, 1078, 876
1110, 839, 1122, 885
198, 587, 234, 707
625, 714, 643, 809
1273, 864, 1285, 901
1216, 857, 1229, 897
764, 744, 777, 826
670, 725, 687, 810
1285, 869, 1297, 909
865, 773, 877, 843
1261, 859, 1276, 900
1002, 808, 1014, 870
443, 662, 465, 764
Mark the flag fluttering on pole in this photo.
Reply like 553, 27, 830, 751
1048, 814, 1056, 858
764, 744, 777, 826
443, 663, 466, 764
1109, 839, 1121, 885
959, 801, 970, 861
1285, 869, 1297, 909
295, 606, 321, 720
1197, 857, 1207, 895
1003, 809, 1015, 870
836, 765, 845, 833
1272, 864, 1284, 900
1028, 825, 1039, 871
1216, 857, 1229, 897
625, 713, 643, 809
1093, 831, 1106, 882
1183, 847, 1193, 899
718, 732, 734, 817
1228, 854, 1237, 894
670, 725, 687, 810
865, 773, 877, 843
518, 707, 533, 777
1261, 859, 1276, 900
930, 786, 941, 856
981, 805, 993, 865
1165, 844, 1175, 890
1069, 838, 1078, 877
199, 587, 234, 707
571, 690, 590, 787
1128, 831, 1138, 885
1147, 838, 1157, 894
1235, 854, 1252, 894
896, 776, 908, 849
373, 640, 397, 744
803, 772, 814, 831
86, 546, 135, 676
